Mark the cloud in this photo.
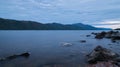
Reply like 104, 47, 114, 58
94, 20, 120, 29
28, 0, 53, 8
95, 25, 120, 29
0, 0, 120, 28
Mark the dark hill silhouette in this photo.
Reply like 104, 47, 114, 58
0, 18, 111, 30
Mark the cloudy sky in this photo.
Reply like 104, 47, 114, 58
0, 0, 120, 29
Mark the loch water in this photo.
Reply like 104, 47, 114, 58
0, 30, 119, 67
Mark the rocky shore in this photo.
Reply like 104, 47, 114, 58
92, 30, 120, 42
87, 46, 120, 66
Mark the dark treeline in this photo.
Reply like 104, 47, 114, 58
0, 18, 111, 30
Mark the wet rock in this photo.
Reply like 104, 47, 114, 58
95, 31, 106, 39
80, 40, 86, 43
95, 35, 104, 39
0, 58, 6, 61
91, 32, 98, 35
86, 35, 91, 37
112, 36, 120, 40
93, 31, 120, 42
115, 62, 120, 67
62, 42, 73, 47
6, 55, 20, 60
112, 40, 116, 43
87, 46, 119, 64
0, 52, 30, 61
108, 44, 112, 45
20, 52, 30, 58
115, 57, 120, 62
105, 34, 112, 38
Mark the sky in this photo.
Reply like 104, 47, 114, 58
0, 0, 120, 29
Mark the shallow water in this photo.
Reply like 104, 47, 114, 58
0, 30, 119, 67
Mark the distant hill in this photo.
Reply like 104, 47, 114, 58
0, 18, 111, 30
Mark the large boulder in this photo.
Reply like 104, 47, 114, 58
87, 46, 119, 64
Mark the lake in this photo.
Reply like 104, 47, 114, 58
0, 30, 119, 67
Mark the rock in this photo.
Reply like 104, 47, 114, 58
87, 46, 119, 64
95, 31, 106, 39
20, 52, 30, 58
87, 57, 97, 64
112, 40, 116, 43
6, 55, 19, 60
105, 34, 112, 38
62, 42, 73, 47
93, 31, 120, 43
0, 52, 30, 61
94, 46, 104, 51
95, 34, 104, 39
86, 35, 91, 37
80, 40, 86, 43
115, 57, 120, 62
0, 58, 6, 61
91, 32, 98, 35
112, 36, 120, 40
116, 62, 120, 67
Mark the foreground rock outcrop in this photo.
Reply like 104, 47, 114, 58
87, 46, 120, 66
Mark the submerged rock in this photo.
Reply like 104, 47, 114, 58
112, 40, 116, 43
0, 52, 30, 61
19, 52, 30, 57
86, 35, 91, 37
91, 32, 98, 35
80, 40, 86, 43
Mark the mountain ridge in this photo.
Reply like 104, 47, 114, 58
0, 18, 111, 30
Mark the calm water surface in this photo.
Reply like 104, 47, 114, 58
0, 30, 119, 67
